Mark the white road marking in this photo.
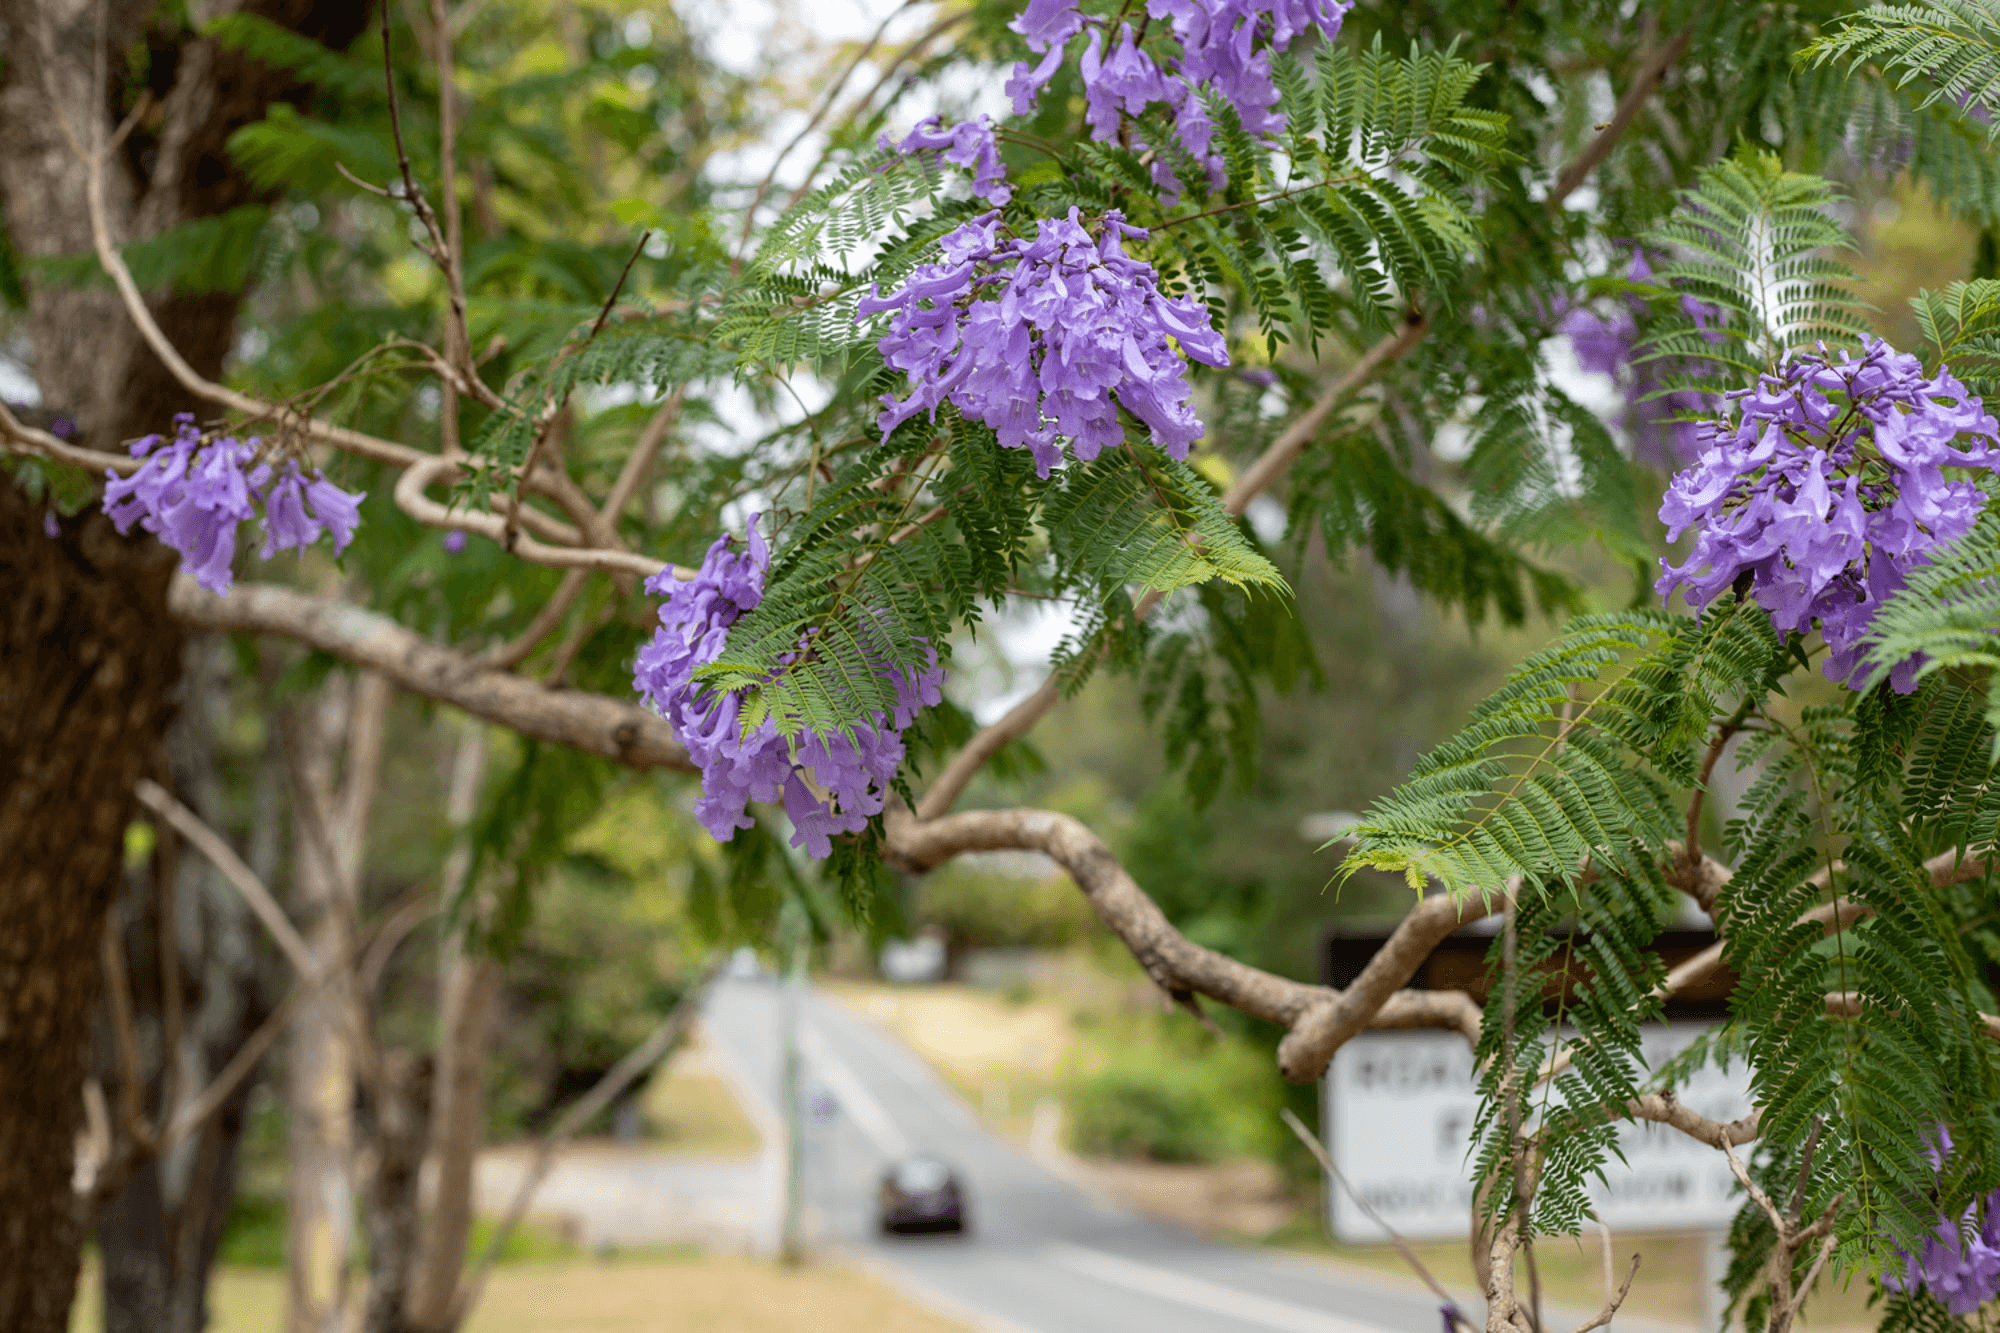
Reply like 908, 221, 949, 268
802, 1025, 914, 1158
1046, 1244, 1395, 1333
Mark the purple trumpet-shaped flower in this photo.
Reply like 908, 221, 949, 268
1655, 339, 2000, 691
884, 115, 1012, 205
858, 207, 1229, 476
1003, 0, 1351, 196
632, 520, 948, 859
255, 461, 367, 559
102, 413, 367, 594
1883, 1128, 2000, 1316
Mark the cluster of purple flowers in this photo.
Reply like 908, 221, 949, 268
632, 521, 946, 859
102, 413, 364, 595
1884, 1130, 2000, 1315
1655, 340, 2000, 690
857, 207, 1229, 475
1006, 0, 1353, 200
884, 115, 1012, 205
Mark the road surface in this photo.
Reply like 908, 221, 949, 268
700, 973, 1469, 1333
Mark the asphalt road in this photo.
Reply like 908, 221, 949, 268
700, 973, 1461, 1333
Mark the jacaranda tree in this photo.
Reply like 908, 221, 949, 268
10, 0, 2000, 1329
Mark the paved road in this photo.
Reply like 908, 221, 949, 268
701, 974, 1462, 1333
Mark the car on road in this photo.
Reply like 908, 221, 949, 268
877, 1155, 967, 1235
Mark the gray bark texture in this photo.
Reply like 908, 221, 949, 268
0, 1, 371, 1326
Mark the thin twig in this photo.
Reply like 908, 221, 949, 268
136, 779, 316, 976
446, 957, 722, 1326
1281, 1108, 1476, 1331
735, 0, 921, 262
501, 230, 650, 549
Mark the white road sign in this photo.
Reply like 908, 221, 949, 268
1323, 1026, 1752, 1241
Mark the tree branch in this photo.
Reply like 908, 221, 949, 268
165, 576, 696, 774
1549, 28, 1694, 206
884, 807, 1481, 1072
1277, 883, 1506, 1081
135, 778, 316, 975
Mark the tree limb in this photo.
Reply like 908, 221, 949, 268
884, 806, 1481, 1073
165, 577, 696, 774
1549, 28, 1694, 205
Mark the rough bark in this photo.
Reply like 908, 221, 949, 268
0, 3, 372, 1327
0, 478, 184, 1333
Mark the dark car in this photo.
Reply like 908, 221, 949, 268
877, 1155, 967, 1235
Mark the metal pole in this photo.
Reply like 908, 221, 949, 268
778, 898, 808, 1266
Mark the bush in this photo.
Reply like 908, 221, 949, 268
1067, 1034, 1282, 1164
1070, 1058, 1221, 1162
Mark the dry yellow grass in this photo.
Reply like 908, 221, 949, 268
642, 1068, 762, 1157
77, 1256, 973, 1333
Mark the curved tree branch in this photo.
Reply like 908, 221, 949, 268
166, 577, 695, 774
884, 806, 1481, 1073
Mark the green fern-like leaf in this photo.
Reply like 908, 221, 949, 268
1339, 606, 1786, 897
1807, 0, 2000, 142
1042, 450, 1286, 599
1638, 151, 1871, 384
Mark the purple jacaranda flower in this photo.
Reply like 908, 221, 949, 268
1883, 1128, 2000, 1315
102, 413, 367, 592
50, 415, 75, 440
103, 414, 256, 595
1561, 302, 1637, 377
1656, 339, 2000, 691
442, 530, 467, 554
858, 207, 1229, 477
884, 115, 1012, 205
252, 460, 367, 560
42, 511, 57, 538
632, 520, 947, 858
1080, 24, 1168, 139
1002, 0, 1350, 193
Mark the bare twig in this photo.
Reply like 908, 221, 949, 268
735, 0, 922, 261
136, 779, 316, 976
1560, 1253, 1640, 1333
394, 457, 674, 578
1282, 1108, 1476, 1331
0, 399, 136, 472
1549, 29, 1694, 205
500, 229, 651, 549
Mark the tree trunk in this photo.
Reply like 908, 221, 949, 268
0, 2, 373, 1323
284, 672, 391, 1333
361, 1048, 433, 1333
407, 726, 496, 1333
0, 477, 184, 1333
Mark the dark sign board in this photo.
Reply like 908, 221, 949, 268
1321, 923, 1737, 1021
